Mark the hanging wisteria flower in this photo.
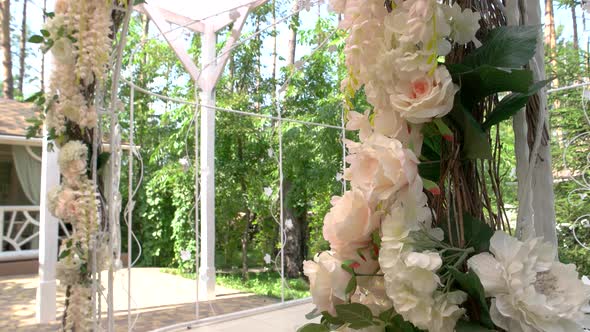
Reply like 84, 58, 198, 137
468, 231, 590, 332
443, 3, 481, 45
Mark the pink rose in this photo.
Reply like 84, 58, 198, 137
62, 159, 87, 183
52, 187, 78, 220
345, 135, 419, 201
323, 189, 379, 252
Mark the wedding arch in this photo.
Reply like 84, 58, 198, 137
31, 0, 590, 331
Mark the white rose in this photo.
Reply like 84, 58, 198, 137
303, 252, 351, 315
322, 189, 378, 252
389, 67, 459, 124
426, 291, 467, 332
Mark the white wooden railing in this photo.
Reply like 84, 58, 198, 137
0, 206, 69, 262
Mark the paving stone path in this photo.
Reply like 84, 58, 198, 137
0, 268, 279, 331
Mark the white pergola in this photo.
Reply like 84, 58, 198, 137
34, 0, 559, 328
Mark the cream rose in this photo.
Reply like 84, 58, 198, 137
322, 189, 378, 252
344, 135, 419, 201
390, 67, 459, 124
303, 252, 351, 315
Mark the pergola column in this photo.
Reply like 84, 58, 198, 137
199, 25, 217, 300
36, 134, 59, 323
139, 1, 266, 301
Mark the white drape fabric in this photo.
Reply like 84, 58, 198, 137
12, 145, 42, 205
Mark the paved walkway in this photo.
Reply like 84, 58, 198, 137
0, 268, 279, 331
168, 302, 319, 332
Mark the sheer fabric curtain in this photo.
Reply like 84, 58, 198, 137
12, 145, 42, 205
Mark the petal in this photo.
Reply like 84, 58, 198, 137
467, 253, 505, 296
489, 230, 522, 263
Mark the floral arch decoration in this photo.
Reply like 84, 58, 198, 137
300, 0, 590, 332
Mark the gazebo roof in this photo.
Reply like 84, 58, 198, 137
0, 98, 38, 138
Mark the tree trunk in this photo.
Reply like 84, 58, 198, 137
40, 0, 46, 91
287, 0, 299, 66
0, 0, 14, 99
572, 6, 579, 50
544, 0, 557, 85
17, 0, 26, 96
241, 211, 253, 280
271, 0, 277, 100
283, 181, 305, 278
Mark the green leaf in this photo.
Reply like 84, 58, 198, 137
455, 320, 496, 332
40, 29, 51, 37
449, 268, 494, 328
462, 25, 540, 69
456, 66, 533, 107
341, 260, 355, 274
335, 303, 375, 329
24, 91, 43, 102
378, 307, 395, 323
371, 230, 381, 248
387, 315, 421, 332
433, 118, 453, 141
482, 79, 552, 130
449, 103, 492, 160
345, 276, 357, 296
418, 161, 440, 183
297, 323, 329, 332
28, 35, 44, 43
59, 249, 71, 259
134, 0, 148, 4
462, 213, 494, 253
321, 311, 344, 326
305, 309, 321, 320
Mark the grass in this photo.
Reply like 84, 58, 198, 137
160, 268, 310, 300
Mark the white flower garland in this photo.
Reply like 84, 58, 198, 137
41, 0, 119, 330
